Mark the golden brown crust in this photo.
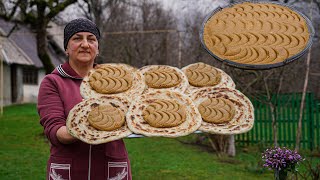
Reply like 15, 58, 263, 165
203, 2, 310, 65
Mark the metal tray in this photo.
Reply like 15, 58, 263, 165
199, 1, 315, 70
127, 130, 202, 138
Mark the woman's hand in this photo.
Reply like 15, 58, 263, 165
56, 126, 78, 144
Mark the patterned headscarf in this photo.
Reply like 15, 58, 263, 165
63, 18, 100, 50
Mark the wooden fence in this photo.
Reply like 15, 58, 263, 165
236, 93, 320, 150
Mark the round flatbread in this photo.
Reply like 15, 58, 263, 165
182, 62, 235, 94
126, 90, 202, 137
138, 65, 189, 94
66, 96, 132, 144
80, 63, 145, 101
191, 87, 254, 135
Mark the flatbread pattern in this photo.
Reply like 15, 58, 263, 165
66, 96, 132, 144
191, 87, 254, 134
138, 65, 189, 94
126, 90, 202, 137
80, 63, 145, 101
182, 62, 235, 94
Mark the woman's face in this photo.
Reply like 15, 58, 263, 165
66, 32, 99, 64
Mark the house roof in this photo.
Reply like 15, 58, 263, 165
0, 36, 34, 66
0, 18, 65, 68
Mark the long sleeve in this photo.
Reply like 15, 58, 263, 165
37, 76, 65, 146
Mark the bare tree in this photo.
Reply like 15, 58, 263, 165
81, 0, 178, 67
295, 0, 316, 152
226, 60, 307, 147
77, 0, 128, 63
1, 0, 77, 74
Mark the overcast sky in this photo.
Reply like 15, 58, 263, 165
160, 0, 226, 28
58, 0, 226, 25
161, 0, 225, 13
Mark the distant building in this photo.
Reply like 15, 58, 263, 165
0, 18, 65, 106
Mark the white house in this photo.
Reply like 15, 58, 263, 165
0, 18, 65, 106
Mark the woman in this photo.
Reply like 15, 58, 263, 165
37, 18, 131, 180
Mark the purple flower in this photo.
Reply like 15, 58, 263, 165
288, 155, 293, 160
262, 147, 304, 172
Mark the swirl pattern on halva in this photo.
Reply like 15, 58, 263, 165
89, 66, 133, 94
142, 99, 186, 128
145, 66, 182, 88
203, 2, 310, 65
191, 87, 254, 135
66, 96, 132, 145
198, 98, 235, 124
126, 90, 202, 137
88, 104, 125, 131
184, 63, 221, 87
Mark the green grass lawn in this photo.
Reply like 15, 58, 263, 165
125, 137, 273, 180
2, 103, 317, 179
0, 104, 49, 179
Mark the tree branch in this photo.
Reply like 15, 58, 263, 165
295, 0, 314, 152
47, 0, 77, 20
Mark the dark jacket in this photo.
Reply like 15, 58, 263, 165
37, 62, 131, 180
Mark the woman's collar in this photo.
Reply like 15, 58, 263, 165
56, 62, 83, 79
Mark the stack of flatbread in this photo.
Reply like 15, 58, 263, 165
126, 90, 202, 137
67, 63, 145, 144
127, 65, 202, 137
182, 63, 254, 134
66, 62, 254, 144
66, 1, 315, 144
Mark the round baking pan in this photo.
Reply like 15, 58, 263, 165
199, 1, 315, 70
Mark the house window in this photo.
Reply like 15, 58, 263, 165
23, 67, 38, 85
